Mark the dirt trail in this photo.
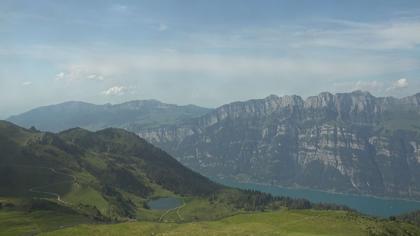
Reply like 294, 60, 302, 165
1, 165, 76, 205
28, 167, 77, 205
159, 199, 186, 222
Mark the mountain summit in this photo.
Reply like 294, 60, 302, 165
7, 100, 211, 132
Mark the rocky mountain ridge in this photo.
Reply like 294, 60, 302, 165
138, 91, 420, 200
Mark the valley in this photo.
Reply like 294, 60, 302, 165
10, 91, 420, 202
1, 120, 419, 235
4, 1, 420, 235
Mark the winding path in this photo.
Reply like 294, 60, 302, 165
176, 200, 186, 221
28, 167, 77, 205
0, 165, 76, 205
159, 199, 186, 222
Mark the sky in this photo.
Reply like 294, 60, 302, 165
1, 0, 420, 118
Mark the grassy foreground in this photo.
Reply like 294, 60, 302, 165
40, 210, 420, 236
0, 209, 93, 236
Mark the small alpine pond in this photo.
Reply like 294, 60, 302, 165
147, 197, 182, 210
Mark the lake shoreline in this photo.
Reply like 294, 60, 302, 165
147, 197, 182, 210
213, 177, 420, 204
211, 177, 420, 217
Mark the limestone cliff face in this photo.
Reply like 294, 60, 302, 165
138, 91, 420, 200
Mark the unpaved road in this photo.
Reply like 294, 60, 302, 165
159, 199, 186, 222
1, 165, 76, 205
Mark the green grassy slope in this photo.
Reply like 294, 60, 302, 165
41, 210, 420, 236
397, 209, 420, 227
0, 210, 91, 236
0, 120, 224, 220
0, 198, 94, 236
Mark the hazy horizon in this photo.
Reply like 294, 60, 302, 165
2, 0, 420, 118
4, 89, 420, 120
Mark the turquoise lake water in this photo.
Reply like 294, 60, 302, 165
214, 178, 420, 217
147, 197, 182, 210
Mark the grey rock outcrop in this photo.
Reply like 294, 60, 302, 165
138, 91, 420, 200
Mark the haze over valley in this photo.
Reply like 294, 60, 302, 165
2, 0, 420, 235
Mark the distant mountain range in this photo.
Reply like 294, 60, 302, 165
138, 91, 420, 200
7, 100, 211, 132
8, 91, 420, 200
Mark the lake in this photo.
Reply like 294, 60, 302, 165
147, 197, 182, 210
214, 178, 420, 217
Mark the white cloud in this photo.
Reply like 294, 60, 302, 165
387, 78, 409, 91
102, 86, 126, 96
54, 69, 105, 82
158, 23, 168, 32
185, 17, 420, 51
11, 43, 418, 82
291, 18, 420, 50
86, 74, 104, 81
55, 72, 65, 80
62, 53, 418, 80
353, 80, 384, 91
395, 78, 409, 88
110, 4, 128, 12
333, 78, 413, 96
21, 81, 32, 86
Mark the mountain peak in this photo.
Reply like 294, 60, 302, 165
117, 99, 172, 110
7, 100, 211, 132
305, 92, 334, 108
349, 90, 373, 97
279, 94, 304, 107
401, 93, 420, 106
265, 94, 280, 101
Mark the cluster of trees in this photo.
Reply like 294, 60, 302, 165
396, 210, 420, 226
211, 189, 353, 212
312, 202, 353, 211
102, 184, 136, 219
232, 190, 280, 211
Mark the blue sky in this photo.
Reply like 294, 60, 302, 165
1, 0, 420, 118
